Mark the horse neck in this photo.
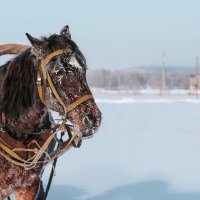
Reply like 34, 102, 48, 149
0, 62, 9, 93
7, 104, 48, 132
1, 51, 53, 133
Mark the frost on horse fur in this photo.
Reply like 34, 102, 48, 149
0, 26, 101, 200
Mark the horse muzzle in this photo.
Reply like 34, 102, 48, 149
68, 101, 102, 137
80, 112, 101, 137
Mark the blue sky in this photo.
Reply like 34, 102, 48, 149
1, 0, 200, 69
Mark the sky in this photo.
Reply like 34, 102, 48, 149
1, 0, 200, 69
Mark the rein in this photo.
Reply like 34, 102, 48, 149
0, 120, 74, 169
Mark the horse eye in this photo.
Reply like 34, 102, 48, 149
61, 56, 69, 63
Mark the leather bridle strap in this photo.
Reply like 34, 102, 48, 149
37, 48, 93, 114
40, 48, 72, 80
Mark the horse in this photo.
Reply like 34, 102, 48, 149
0, 26, 101, 200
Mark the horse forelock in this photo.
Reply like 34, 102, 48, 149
0, 48, 39, 120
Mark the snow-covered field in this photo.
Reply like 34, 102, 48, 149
43, 93, 200, 200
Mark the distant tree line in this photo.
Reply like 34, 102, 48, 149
87, 67, 194, 90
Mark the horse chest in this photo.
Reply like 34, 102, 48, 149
0, 158, 42, 196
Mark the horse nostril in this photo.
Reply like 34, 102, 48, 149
83, 113, 101, 128
83, 114, 95, 127
95, 117, 101, 127
87, 114, 94, 121
81, 112, 101, 137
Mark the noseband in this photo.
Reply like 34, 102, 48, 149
37, 48, 93, 114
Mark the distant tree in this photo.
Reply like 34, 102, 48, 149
87, 68, 192, 90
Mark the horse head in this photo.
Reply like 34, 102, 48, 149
25, 26, 101, 137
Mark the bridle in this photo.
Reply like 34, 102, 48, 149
4, 48, 93, 136
36, 47, 93, 115
0, 48, 94, 169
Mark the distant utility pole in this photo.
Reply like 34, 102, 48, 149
160, 51, 166, 95
118, 74, 121, 90
196, 57, 199, 97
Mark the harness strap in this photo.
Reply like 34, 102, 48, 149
40, 48, 72, 80
0, 122, 78, 168
37, 48, 72, 110
38, 71, 93, 114
44, 132, 64, 200
36, 74, 45, 105
46, 72, 68, 113
0, 143, 24, 162
0, 133, 55, 167
37, 48, 93, 114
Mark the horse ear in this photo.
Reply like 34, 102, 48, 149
60, 25, 71, 39
25, 33, 42, 47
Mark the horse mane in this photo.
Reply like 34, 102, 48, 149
0, 48, 39, 120
0, 34, 79, 120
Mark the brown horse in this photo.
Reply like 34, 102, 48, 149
0, 26, 101, 200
